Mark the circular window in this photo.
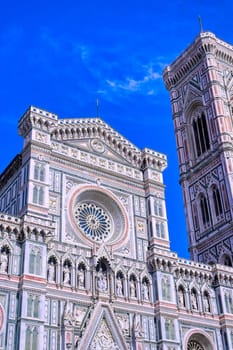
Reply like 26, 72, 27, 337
69, 185, 128, 248
74, 203, 111, 242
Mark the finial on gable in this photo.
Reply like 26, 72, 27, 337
198, 15, 203, 33
96, 98, 99, 117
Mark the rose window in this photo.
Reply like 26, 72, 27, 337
187, 340, 205, 350
74, 203, 111, 242
69, 185, 128, 248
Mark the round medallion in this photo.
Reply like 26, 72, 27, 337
90, 139, 105, 153
74, 203, 111, 242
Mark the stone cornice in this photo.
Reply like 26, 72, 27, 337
163, 31, 233, 90
18, 105, 167, 172
0, 154, 22, 190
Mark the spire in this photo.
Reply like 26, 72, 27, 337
96, 98, 99, 117
198, 15, 203, 33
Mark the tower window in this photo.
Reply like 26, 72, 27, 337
192, 113, 210, 157
212, 185, 223, 218
200, 194, 210, 227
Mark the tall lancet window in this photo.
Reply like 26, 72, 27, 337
192, 112, 210, 157
200, 194, 210, 227
212, 185, 223, 218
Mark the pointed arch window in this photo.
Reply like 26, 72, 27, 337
34, 163, 45, 182
200, 194, 210, 227
156, 221, 165, 238
25, 327, 38, 350
212, 185, 223, 218
154, 199, 163, 217
192, 112, 210, 157
32, 186, 44, 206
27, 295, 39, 318
29, 248, 42, 275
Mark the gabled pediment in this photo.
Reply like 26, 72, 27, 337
63, 138, 133, 166
51, 118, 142, 168
183, 83, 203, 111
79, 302, 128, 350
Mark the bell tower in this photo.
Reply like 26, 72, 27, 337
163, 32, 233, 265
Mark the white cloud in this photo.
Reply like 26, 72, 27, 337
105, 64, 162, 95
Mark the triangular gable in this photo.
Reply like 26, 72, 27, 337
79, 302, 128, 350
64, 139, 132, 166
51, 118, 142, 168
183, 83, 202, 112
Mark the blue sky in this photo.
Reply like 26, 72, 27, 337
1, 0, 233, 258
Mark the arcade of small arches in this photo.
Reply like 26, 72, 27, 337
47, 255, 151, 301
177, 284, 212, 313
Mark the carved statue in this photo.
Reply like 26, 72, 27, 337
116, 276, 123, 296
130, 279, 136, 298
63, 264, 70, 285
97, 268, 107, 292
203, 294, 210, 312
0, 251, 8, 273
48, 261, 55, 282
191, 291, 198, 310
142, 282, 149, 301
78, 268, 85, 288
178, 288, 185, 307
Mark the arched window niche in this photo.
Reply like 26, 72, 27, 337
212, 185, 223, 219
192, 111, 210, 157
199, 194, 211, 229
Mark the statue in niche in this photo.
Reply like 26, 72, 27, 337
178, 288, 185, 307
162, 277, 171, 300
0, 250, 8, 273
130, 279, 136, 298
203, 294, 210, 312
142, 282, 149, 301
78, 268, 85, 288
48, 261, 55, 282
63, 264, 71, 285
116, 276, 123, 296
191, 291, 198, 310
97, 268, 107, 292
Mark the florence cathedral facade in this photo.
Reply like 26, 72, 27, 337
1, 31, 233, 350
